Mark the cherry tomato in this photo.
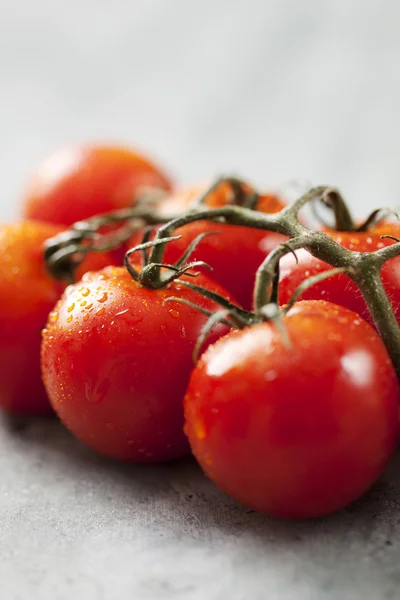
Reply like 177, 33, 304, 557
0, 221, 115, 415
185, 300, 399, 519
130, 183, 286, 310
279, 230, 400, 325
22, 144, 172, 226
41, 266, 235, 462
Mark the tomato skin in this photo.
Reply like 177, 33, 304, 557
279, 231, 400, 325
41, 266, 235, 462
0, 221, 114, 415
185, 301, 399, 519
130, 183, 286, 310
22, 144, 172, 227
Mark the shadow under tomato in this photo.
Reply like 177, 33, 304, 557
0, 414, 400, 535
2, 413, 400, 545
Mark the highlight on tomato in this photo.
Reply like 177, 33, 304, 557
0, 220, 115, 415
184, 300, 399, 519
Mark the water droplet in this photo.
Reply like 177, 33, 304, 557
49, 312, 59, 322
264, 369, 278, 381
83, 314, 89, 321
67, 315, 73, 323
67, 303, 75, 313
115, 308, 129, 317
98, 292, 108, 303
366, 237, 372, 244
205, 457, 213, 466
211, 407, 219, 414
194, 420, 207, 440
106, 422, 115, 430
81, 288, 90, 297
80, 300, 87, 307
85, 303, 93, 310
168, 308, 180, 319
328, 332, 342, 342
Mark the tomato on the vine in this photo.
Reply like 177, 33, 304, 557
184, 300, 399, 519
0, 220, 115, 415
22, 144, 172, 226
279, 230, 400, 325
130, 183, 286, 310
41, 266, 235, 462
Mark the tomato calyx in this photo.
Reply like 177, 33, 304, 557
355, 208, 400, 232
189, 176, 260, 210
124, 230, 216, 289
310, 189, 399, 234
312, 187, 356, 232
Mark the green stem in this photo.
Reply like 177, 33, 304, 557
253, 238, 306, 311
353, 266, 400, 377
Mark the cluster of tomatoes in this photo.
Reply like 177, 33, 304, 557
1, 143, 400, 520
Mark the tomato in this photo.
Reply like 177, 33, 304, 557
41, 266, 235, 462
279, 230, 400, 325
0, 221, 115, 415
130, 183, 286, 310
22, 144, 172, 226
184, 300, 399, 519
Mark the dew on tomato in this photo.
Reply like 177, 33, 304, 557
279, 231, 400, 326
41, 265, 236, 462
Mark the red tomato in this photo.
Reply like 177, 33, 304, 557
41, 266, 235, 462
22, 144, 172, 226
185, 300, 399, 519
130, 183, 286, 310
0, 221, 115, 415
279, 230, 400, 325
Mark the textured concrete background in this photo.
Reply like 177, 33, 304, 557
1, 1, 400, 598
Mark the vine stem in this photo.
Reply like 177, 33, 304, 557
147, 185, 400, 375
352, 266, 400, 376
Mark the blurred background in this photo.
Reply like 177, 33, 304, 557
1, 0, 400, 220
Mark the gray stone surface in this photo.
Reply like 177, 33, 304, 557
1, 1, 400, 598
